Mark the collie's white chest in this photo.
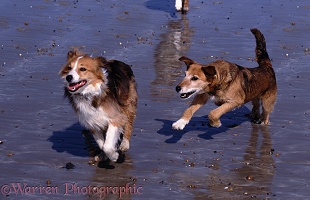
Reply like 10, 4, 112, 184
73, 97, 109, 131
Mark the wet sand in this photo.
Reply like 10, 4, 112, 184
0, 0, 310, 199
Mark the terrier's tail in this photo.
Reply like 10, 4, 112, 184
250, 28, 272, 67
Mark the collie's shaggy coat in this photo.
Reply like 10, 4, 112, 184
59, 50, 137, 162
173, 28, 277, 130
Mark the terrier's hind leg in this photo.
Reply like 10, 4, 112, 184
250, 98, 261, 123
260, 90, 277, 125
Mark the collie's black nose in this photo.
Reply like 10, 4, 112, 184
66, 75, 73, 83
176, 86, 181, 92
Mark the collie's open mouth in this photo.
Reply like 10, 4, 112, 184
180, 90, 196, 99
67, 80, 87, 92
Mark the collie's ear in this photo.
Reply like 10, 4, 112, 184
67, 51, 77, 60
96, 56, 108, 67
202, 65, 216, 76
179, 56, 195, 69
67, 48, 85, 60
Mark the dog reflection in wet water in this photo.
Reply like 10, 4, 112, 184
173, 29, 277, 130
59, 50, 137, 162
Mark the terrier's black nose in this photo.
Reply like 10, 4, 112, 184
66, 75, 73, 83
176, 86, 181, 92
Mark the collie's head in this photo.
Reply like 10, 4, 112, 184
59, 50, 109, 96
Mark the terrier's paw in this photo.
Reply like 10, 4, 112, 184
260, 120, 270, 125
251, 118, 262, 124
209, 120, 222, 128
119, 138, 130, 152
172, 119, 189, 130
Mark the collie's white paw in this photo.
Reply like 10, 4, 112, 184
172, 119, 189, 130
119, 138, 130, 152
105, 149, 119, 162
94, 152, 106, 162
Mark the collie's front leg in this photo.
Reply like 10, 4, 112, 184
103, 124, 121, 162
172, 93, 209, 130
92, 131, 106, 162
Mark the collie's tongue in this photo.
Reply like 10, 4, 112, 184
68, 83, 79, 91
68, 80, 86, 92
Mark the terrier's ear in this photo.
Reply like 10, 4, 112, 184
96, 56, 108, 67
179, 56, 195, 70
202, 65, 216, 76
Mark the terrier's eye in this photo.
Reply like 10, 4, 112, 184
80, 67, 87, 72
67, 66, 72, 70
191, 76, 199, 81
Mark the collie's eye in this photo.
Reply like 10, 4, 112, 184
80, 67, 87, 71
191, 76, 199, 81
67, 66, 72, 70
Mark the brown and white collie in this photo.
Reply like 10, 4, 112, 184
59, 50, 138, 162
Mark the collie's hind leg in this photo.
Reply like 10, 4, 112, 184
120, 89, 137, 152
119, 120, 133, 152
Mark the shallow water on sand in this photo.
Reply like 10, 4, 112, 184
0, 0, 309, 199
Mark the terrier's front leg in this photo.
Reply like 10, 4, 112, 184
172, 93, 209, 130
172, 118, 190, 130
208, 102, 240, 128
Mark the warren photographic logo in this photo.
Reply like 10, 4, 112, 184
1, 182, 142, 199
